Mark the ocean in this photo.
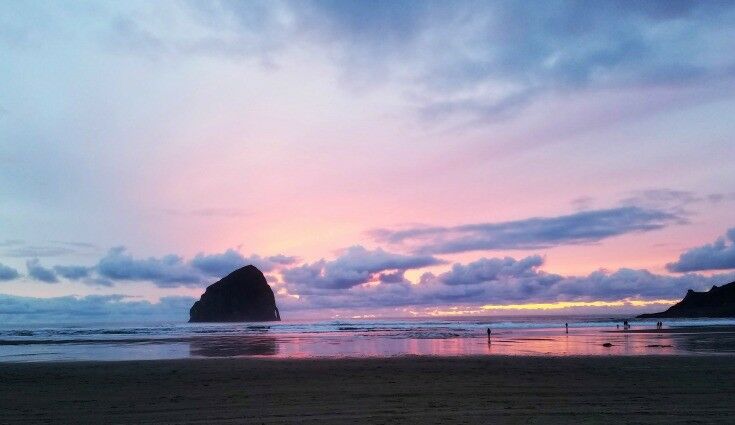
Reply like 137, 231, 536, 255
2, 315, 735, 362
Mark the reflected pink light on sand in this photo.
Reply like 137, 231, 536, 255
1, 327, 729, 363
198, 328, 686, 359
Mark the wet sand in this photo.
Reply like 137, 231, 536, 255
6, 325, 735, 362
608, 325, 735, 334
2, 356, 735, 424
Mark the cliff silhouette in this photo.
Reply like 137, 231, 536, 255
639, 281, 735, 318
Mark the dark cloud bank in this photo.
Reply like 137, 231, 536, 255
667, 228, 735, 272
25, 259, 59, 283
114, 0, 735, 123
282, 246, 442, 293
0, 263, 20, 281
371, 205, 683, 254
11, 241, 735, 321
15, 247, 298, 288
2, 204, 735, 320
278, 254, 735, 312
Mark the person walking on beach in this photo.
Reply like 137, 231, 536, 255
487, 328, 491, 344
565, 323, 569, 334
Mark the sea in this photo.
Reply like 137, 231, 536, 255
2, 315, 735, 362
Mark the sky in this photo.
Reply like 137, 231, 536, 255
1, 0, 735, 323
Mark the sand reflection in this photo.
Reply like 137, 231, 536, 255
5, 325, 735, 362
252, 327, 735, 358
189, 335, 278, 357
185, 327, 735, 359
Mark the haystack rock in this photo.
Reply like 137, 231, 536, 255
638, 280, 735, 318
189, 265, 281, 322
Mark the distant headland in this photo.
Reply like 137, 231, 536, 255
638, 280, 735, 318
189, 265, 281, 322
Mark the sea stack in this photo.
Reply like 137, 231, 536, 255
189, 265, 281, 322
638, 280, 735, 318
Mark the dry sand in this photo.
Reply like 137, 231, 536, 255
2, 356, 734, 424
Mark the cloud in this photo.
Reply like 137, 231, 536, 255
8, 243, 735, 315
0, 263, 20, 281
18, 0, 724, 125
96, 247, 202, 287
3, 245, 75, 257
282, 245, 443, 291
378, 270, 408, 284
25, 259, 58, 283
570, 196, 595, 211
0, 240, 98, 258
267, 254, 300, 265
50, 240, 97, 249
371, 206, 682, 254
6, 253, 733, 319
617, 188, 732, 216
0, 239, 23, 247
44, 247, 298, 288
667, 228, 735, 272
439, 256, 544, 286
209, 1, 735, 122
0, 294, 194, 324
707, 193, 735, 204
284, 254, 735, 311
191, 249, 297, 276
190, 249, 253, 276
104, 0, 299, 62
53, 265, 91, 280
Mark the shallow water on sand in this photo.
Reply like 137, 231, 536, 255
2, 316, 735, 361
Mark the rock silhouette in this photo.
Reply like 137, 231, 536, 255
638, 280, 735, 318
189, 265, 281, 322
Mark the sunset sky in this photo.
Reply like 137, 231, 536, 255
2, 0, 735, 322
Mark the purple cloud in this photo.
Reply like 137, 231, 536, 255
25, 259, 58, 283
47, 247, 299, 288
96, 247, 201, 287
372, 206, 682, 254
286, 254, 735, 311
282, 245, 443, 291
53, 265, 91, 280
667, 228, 735, 272
191, 249, 297, 276
439, 256, 544, 286
0, 263, 20, 281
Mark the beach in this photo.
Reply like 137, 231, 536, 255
2, 355, 735, 424
5, 318, 735, 361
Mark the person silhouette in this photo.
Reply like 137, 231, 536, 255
487, 328, 491, 344
565, 323, 569, 334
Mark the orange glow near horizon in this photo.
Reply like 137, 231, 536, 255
399, 298, 679, 317
480, 299, 678, 311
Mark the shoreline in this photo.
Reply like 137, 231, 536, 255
2, 356, 734, 424
4, 322, 735, 362
605, 325, 735, 334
